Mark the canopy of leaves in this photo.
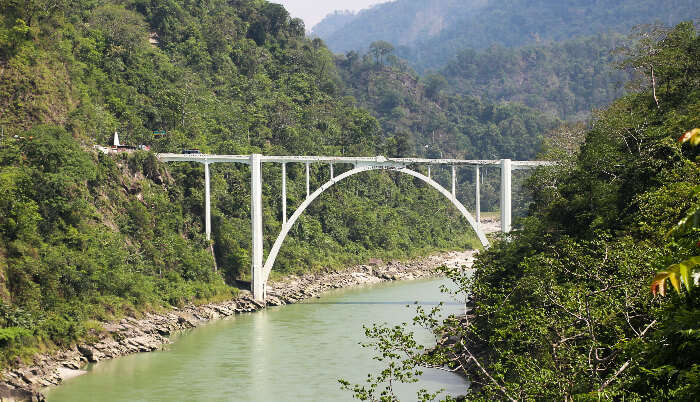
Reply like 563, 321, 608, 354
457, 22, 700, 399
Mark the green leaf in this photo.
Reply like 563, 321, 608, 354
652, 256, 700, 296
667, 264, 682, 293
678, 262, 691, 292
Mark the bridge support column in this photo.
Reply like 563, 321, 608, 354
281, 163, 287, 225
451, 165, 456, 198
305, 163, 310, 198
250, 154, 265, 301
475, 165, 480, 228
500, 159, 512, 233
204, 162, 211, 241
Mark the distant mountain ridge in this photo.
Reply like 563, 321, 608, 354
312, 0, 485, 55
310, 10, 357, 38
315, 0, 699, 71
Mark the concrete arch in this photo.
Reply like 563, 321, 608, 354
262, 165, 489, 282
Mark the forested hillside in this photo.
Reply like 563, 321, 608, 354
336, 48, 555, 160
310, 10, 357, 39
0, 0, 491, 365
313, 0, 479, 56
441, 33, 632, 121
334, 45, 557, 213
316, 0, 698, 123
343, 22, 700, 400
460, 22, 700, 399
315, 0, 697, 72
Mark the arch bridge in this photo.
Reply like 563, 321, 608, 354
157, 154, 552, 301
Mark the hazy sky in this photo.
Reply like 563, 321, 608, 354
273, 0, 389, 30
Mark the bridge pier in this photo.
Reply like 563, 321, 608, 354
475, 165, 480, 228
205, 162, 211, 241
250, 154, 265, 301
500, 159, 512, 233
281, 163, 287, 224
305, 162, 310, 198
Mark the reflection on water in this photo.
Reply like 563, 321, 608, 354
45, 278, 468, 402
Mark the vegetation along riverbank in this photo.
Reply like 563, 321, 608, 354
341, 21, 700, 401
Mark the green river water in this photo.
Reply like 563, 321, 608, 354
45, 277, 468, 401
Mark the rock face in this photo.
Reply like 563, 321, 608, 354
0, 383, 45, 401
0, 251, 476, 401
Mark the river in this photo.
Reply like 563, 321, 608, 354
45, 277, 468, 401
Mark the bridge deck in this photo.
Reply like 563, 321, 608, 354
156, 154, 554, 169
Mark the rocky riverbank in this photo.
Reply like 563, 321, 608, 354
0, 251, 476, 401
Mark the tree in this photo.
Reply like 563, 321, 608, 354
424, 74, 447, 100
369, 40, 394, 65
90, 5, 148, 56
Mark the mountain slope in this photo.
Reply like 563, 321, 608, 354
336, 49, 557, 212
441, 33, 633, 120
310, 10, 357, 38
337, 54, 555, 161
316, 0, 698, 72
314, 0, 482, 56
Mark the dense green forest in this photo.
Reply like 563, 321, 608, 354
314, 0, 697, 72
461, 22, 700, 399
335, 45, 556, 211
441, 34, 632, 121
343, 22, 700, 400
0, 0, 494, 364
316, 0, 698, 123
336, 46, 555, 160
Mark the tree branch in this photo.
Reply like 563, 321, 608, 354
650, 65, 660, 108
458, 339, 518, 402
597, 319, 657, 392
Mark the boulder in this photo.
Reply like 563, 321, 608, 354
77, 344, 105, 363
176, 313, 198, 328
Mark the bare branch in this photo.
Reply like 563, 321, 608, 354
597, 320, 657, 392
458, 339, 518, 402
650, 66, 660, 108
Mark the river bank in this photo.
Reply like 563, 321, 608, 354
0, 250, 476, 401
